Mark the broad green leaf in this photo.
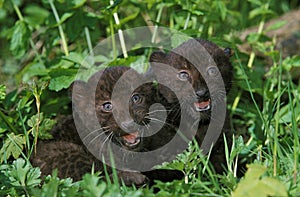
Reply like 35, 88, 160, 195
48, 69, 78, 91
16, 62, 49, 83
24, 5, 49, 28
49, 75, 74, 91
232, 164, 288, 197
9, 20, 31, 59
63, 52, 85, 65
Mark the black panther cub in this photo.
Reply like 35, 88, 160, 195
149, 38, 233, 172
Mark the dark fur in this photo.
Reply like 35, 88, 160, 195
32, 66, 183, 185
149, 38, 233, 172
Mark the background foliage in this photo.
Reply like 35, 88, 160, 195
0, 0, 299, 196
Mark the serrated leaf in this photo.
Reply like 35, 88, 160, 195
38, 118, 56, 139
0, 133, 25, 163
41, 170, 59, 197
8, 158, 41, 187
27, 113, 44, 128
81, 174, 106, 197
9, 20, 31, 59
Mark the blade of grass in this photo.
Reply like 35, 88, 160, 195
288, 81, 299, 184
234, 51, 266, 127
48, 0, 69, 56
110, 0, 127, 58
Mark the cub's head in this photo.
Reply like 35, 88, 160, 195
149, 39, 233, 122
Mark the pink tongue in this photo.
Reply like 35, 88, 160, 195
194, 100, 210, 109
122, 132, 139, 144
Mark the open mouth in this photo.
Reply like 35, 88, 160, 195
194, 99, 211, 112
121, 131, 141, 148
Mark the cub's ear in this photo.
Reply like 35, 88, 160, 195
150, 51, 167, 63
224, 47, 234, 57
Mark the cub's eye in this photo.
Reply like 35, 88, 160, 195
102, 102, 113, 112
131, 94, 141, 103
207, 66, 218, 76
177, 71, 189, 81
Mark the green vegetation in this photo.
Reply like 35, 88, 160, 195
0, 0, 299, 196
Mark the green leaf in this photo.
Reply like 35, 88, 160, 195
16, 62, 49, 83
41, 170, 59, 197
48, 69, 78, 91
0, 120, 8, 134
81, 174, 106, 197
249, 7, 274, 19
27, 113, 55, 139
52, 12, 73, 27
9, 20, 31, 59
0, 133, 25, 163
70, 0, 86, 9
266, 21, 287, 32
119, 10, 140, 26
7, 158, 41, 187
24, 4, 49, 28
232, 164, 288, 197
39, 118, 56, 139
216, 1, 227, 20
65, 10, 97, 42
40, 170, 78, 196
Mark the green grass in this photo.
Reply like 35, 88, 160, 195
0, 0, 299, 196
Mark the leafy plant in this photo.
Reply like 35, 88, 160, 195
0, 0, 299, 196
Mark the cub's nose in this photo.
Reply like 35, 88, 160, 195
121, 120, 136, 132
195, 88, 209, 98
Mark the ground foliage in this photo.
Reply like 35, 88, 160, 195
0, 0, 299, 196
